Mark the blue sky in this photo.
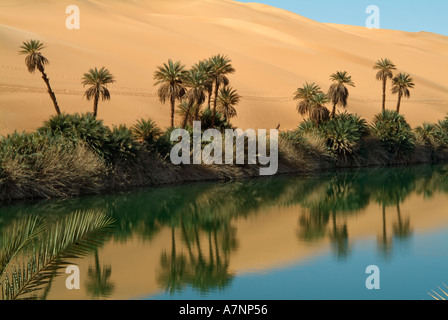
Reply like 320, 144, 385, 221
236, 0, 448, 36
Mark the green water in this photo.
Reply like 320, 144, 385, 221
1, 164, 448, 300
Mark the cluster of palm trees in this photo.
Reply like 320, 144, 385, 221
153, 54, 240, 129
19, 39, 115, 118
20, 40, 241, 129
294, 71, 355, 125
20, 39, 416, 131
373, 58, 415, 113
294, 58, 415, 124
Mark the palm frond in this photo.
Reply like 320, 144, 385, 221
18, 39, 46, 55
153, 59, 187, 106
373, 58, 396, 81
391, 73, 415, 96
208, 54, 235, 77
1, 210, 115, 300
329, 71, 355, 87
0, 216, 46, 279
132, 118, 162, 144
428, 284, 448, 300
19, 40, 49, 73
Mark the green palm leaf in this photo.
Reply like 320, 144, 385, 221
0, 216, 46, 279
1, 210, 115, 300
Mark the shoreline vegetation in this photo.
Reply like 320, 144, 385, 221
1, 40, 448, 202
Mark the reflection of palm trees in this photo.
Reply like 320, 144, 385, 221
392, 203, 412, 240
297, 208, 329, 243
371, 168, 415, 257
329, 212, 350, 259
377, 204, 393, 258
157, 219, 235, 295
296, 172, 368, 257
86, 248, 115, 299
158, 227, 189, 294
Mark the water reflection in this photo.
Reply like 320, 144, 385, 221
0, 164, 447, 298
86, 248, 115, 299
157, 225, 235, 295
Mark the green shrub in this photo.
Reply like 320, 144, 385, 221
105, 125, 140, 164
415, 118, 448, 162
371, 110, 415, 162
435, 115, 448, 146
132, 118, 163, 146
415, 123, 439, 150
38, 113, 109, 158
293, 112, 368, 164
280, 128, 332, 169
153, 127, 180, 159
296, 119, 320, 134
38, 113, 142, 164
0, 132, 105, 200
321, 112, 368, 164
200, 108, 232, 131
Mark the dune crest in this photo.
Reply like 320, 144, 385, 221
0, 0, 447, 134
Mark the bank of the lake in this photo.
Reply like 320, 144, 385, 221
1, 111, 447, 202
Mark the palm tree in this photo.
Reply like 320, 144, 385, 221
328, 71, 355, 118
373, 58, 396, 111
193, 60, 214, 110
391, 73, 415, 113
19, 39, 61, 115
182, 68, 208, 128
217, 86, 240, 122
293, 82, 323, 119
176, 100, 196, 128
208, 54, 235, 127
82, 67, 115, 118
154, 59, 187, 128
308, 93, 330, 125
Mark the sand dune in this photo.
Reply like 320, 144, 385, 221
0, 0, 447, 135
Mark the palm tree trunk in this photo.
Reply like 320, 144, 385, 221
207, 88, 212, 110
170, 96, 175, 128
213, 227, 220, 265
331, 103, 337, 118
211, 79, 219, 128
382, 79, 387, 111
194, 103, 200, 121
396, 91, 402, 113
382, 204, 387, 242
93, 90, 99, 118
180, 219, 195, 263
181, 103, 192, 129
208, 232, 214, 264
40, 70, 61, 115
396, 203, 402, 226
194, 226, 204, 264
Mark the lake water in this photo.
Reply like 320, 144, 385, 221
1, 164, 447, 300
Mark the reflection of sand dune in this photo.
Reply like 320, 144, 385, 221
0, 0, 447, 135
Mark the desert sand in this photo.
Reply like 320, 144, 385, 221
0, 0, 447, 135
